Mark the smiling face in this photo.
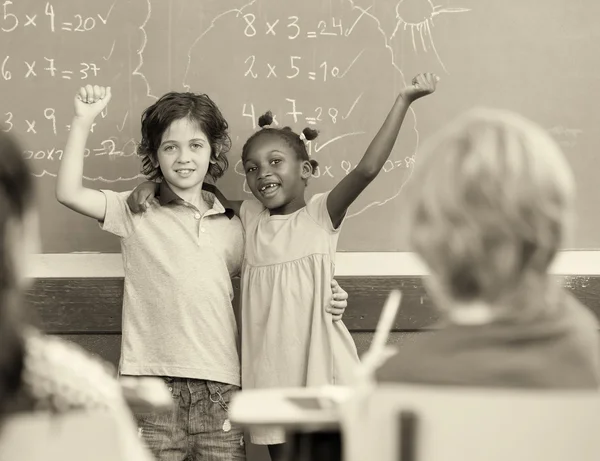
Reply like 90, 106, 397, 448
243, 134, 312, 214
155, 117, 212, 202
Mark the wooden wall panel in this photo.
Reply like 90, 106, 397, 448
27, 276, 600, 334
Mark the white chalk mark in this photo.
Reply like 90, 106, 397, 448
103, 40, 116, 60
345, 5, 372, 36
132, 0, 158, 100
390, 17, 402, 39
391, 0, 470, 73
425, 20, 447, 74
315, 132, 365, 153
432, 5, 471, 17
182, 0, 257, 91
346, 1, 407, 83
338, 49, 365, 78
548, 126, 583, 137
120, 138, 138, 157
347, 169, 409, 218
419, 23, 427, 51
97, 1, 116, 24
233, 159, 246, 177
342, 92, 363, 120
344, 0, 421, 191
346, 106, 419, 220
116, 111, 129, 132
31, 170, 144, 183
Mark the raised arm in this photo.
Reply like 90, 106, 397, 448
56, 85, 112, 221
327, 73, 438, 228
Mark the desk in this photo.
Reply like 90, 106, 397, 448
230, 387, 351, 461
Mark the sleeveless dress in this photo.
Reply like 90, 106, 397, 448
239, 192, 360, 444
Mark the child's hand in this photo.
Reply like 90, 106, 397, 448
327, 279, 348, 322
127, 181, 158, 214
401, 73, 439, 103
74, 85, 112, 121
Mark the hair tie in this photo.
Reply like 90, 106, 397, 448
299, 132, 308, 145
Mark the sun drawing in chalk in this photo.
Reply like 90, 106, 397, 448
390, 0, 470, 73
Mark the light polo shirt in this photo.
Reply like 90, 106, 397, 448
100, 182, 244, 386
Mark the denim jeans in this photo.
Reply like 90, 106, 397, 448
135, 377, 246, 461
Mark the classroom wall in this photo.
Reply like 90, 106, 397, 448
4, 0, 600, 253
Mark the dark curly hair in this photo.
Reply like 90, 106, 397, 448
241, 111, 319, 175
137, 92, 231, 181
0, 130, 29, 423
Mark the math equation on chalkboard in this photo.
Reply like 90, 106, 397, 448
1, 0, 479, 251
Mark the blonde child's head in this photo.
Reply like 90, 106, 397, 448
406, 108, 574, 316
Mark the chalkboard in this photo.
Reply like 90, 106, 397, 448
2, 0, 598, 252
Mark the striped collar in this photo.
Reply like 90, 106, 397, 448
157, 181, 234, 219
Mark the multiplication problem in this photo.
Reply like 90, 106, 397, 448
309, 156, 415, 179
340, 156, 415, 176
233, 155, 413, 192
23, 137, 137, 162
239, 14, 367, 39
1, 2, 113, 33
243, 52, 363, 82
242, 101, 340, 128
242, 95, 362, 129
1, 56, 100, 80
3, 107, 107, 135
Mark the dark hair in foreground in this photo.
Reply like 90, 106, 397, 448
137, 92, 232, 181
241, 111, 320, 174
0, 130, 33, 422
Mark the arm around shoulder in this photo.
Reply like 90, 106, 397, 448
211, 184, 242, 218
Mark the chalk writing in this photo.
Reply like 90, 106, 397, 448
2, 107, 110, 136
242, 54, 362, 81
390, 0, 470, 73
2, 56, 100, 80
23, 137, 137, 161
3, 0, 472, 239
240, 14, 351, 38
2, 1, 114, 32
548, 126, 583, 149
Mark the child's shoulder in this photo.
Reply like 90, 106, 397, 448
306, 191, 330, 208
99, 189, 144, 238
307, 191, 329, 202
240, 199, 267, 224
101, 188, 133, 201
241, 198, 266, 211
101, 189, 139, 217
305, 191, 340, 232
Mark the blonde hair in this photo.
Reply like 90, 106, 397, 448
406, 108, 574, 309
